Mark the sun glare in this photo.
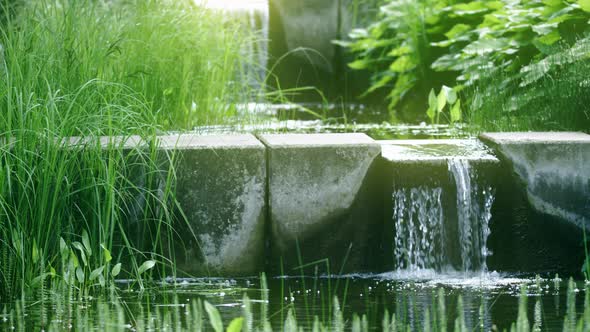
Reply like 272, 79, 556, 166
199, 0, 267, 11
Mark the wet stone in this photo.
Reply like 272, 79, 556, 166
258, 133, 382, 274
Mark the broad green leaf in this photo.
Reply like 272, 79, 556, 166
578, 0, 590, 12
389, 56, 416, 72
111, 263, 122, 278
98, 274, 105, 287
69, 250, 79, 268
89, 266, 105, 281
437, 89, 447, 112
536, 30, 561, 46
366, 75, 393, 94
137, 260, 156, 275
451, 100, 462, 123
463, 38, 509, 56
445, 24, 471, 40
100, 243, 112, 263
452, 1, 489, 15
82, 230, 92, 256
348, 59, 370, 70
442, 86, 457, 105
226, 317, 244, 332
204, 301, 223, 332
76, 267, 85, 284
532, 23, 558, 35
60, 237, 68, 258
428, 89, 437, 110
426, 106, 436, 122
72, 242, 87, 267
387, 45, 411, 57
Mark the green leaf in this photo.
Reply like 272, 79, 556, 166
426, 106, 436, 122
348, 59, 370, 70
82, 230, 92, 256
437, 89, 447, 112
226, 317, 244, 332
137, 260, 156, 275
445, 24, 471, 40
98, 274, 105, 287
100, 243, 112, 263
69, 250, 79, 268
60, 237, 68, 258
72, 242, 87, 267
578, 0, 590, 12
387, 45, 411, 57
442, 86, 457, 105
428, 89, 437, 110
76, 267, 85, 284
389, 56, 416, 72
450, 99, 462, 123
366, 75, 393, 95
536, 30, 561, 46
111, 263, 122, 278
89, 266, 105, 281
204, 301, 223, 332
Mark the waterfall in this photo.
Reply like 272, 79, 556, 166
392, 159, 495, 272
448, 159, 495, 272
393, 187, 444, 270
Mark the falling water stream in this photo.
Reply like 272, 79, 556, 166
393, 159, 495, 272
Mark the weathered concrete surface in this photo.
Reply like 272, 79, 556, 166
156, 134, 267, 276
480, 132, 590, 229
259, 133, 382, 273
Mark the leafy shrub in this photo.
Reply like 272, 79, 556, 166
346, 0, 590, 125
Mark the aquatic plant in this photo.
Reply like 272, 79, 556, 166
2, 278, 589, 331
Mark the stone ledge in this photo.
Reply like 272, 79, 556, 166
156, 134, 264, 150
380, 139, 499, 164
480, 132, 590, 145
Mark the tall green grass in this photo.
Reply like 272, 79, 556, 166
0, 0, 258, 298
467, 37, 590, 132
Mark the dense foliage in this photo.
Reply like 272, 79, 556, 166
346, 0, 590, 129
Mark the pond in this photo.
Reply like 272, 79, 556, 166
4, 272, 586, 331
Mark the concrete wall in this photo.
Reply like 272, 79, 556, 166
61, 132, 590, 276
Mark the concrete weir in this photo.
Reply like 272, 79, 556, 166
258, 133, 382, 273
156, 134, 267, 276
481, 132, 590, 229
52, 132, 589, 276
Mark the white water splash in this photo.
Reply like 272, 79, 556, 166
393, 187, 444, 270
392, 159, 495, 273
448, 159, 495, 272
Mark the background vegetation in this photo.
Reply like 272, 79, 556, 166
345, 0, 590, 131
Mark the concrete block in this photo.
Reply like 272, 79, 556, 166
156, 134, 267, 276
259, 133, 382, 273
480, 132, 590, 229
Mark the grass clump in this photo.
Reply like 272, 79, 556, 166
0, 0, 258, 298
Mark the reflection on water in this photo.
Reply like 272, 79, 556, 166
2, 274, 585, 331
